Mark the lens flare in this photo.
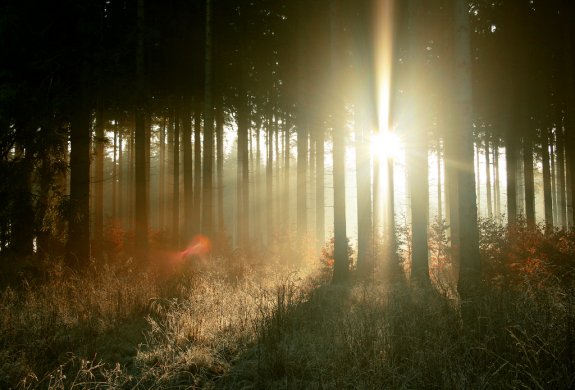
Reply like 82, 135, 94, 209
180, 234, 212, 259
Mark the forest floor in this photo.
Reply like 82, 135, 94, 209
1, 226, 575, 389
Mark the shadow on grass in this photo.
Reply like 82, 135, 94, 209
217, 276, 575, 389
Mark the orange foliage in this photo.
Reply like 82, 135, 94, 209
479, 217, 575, 289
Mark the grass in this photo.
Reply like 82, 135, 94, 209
1, 227, 574, 389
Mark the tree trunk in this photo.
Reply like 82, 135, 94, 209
406, 0, 429, 285
94, 102, 104, 260
158, 115, 166, 230
355, 113, 372, 276
373, 144, 381, 240
172, 108, 180, 247
112, 120, 118, 221
181, 98, 193, 241
134, 0, 148, 259
202, 0, 214, 237
66, 101, 91, 268
283, 116, 290, 233
315, 127, 325, 247
550, 132, 558, 226
475, 141, 481, 217
542, 128, 553, 228
437, 138, 443, 221
166, 110, 174, 234
274, 113, 281, 231
523, 134, 535, 228
453, 0, 480, 297
493, 136, 501, 216
330, 0, 348, 284
216, 93, 225, 236
297, 123, 307, 242
485, 133, 493, 218
237, 92, 249, 245
193, 99, 202, 234
118, 124, 123, 224
267, 110, 274, 239
128, 126, 134, 231
505, 130, 517, 224
557, 124, 567, 228
12, 146, 34, 257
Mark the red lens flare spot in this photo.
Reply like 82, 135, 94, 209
180, 234, 211, 258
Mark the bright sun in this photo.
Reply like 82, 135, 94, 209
371, 131, 402, 160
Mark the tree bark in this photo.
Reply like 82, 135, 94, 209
193, 99, 202, 234
355, 112, 372, 276
550, 132, 558, 226
315, 127, 325, 247
215, 93, 225, 236
406, 0, 429, 285
237, 92, 250, 245
453, 0, 480, 296
267, 108, 274, 239
202, 0, 214, 237
557, 124, 567, 228
296, 122, 307, 242
523, 133, 535, 228
158, 115, 166, 230
12, 145, 34, 257
134, 0, 148, 259
66, 101, 91, 268
182, 98, 194, 240
505, 129, 517, 224
542, 128, 553, 228
493, 136, 501, 216
485, 133, 493, 218
172, 107, 180, 247
94, 101, 104, 260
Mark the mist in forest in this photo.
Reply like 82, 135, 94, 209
1, 0, 574, 388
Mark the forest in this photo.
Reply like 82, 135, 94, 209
1, 0, 575, 388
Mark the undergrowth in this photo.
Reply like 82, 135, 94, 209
0, 220, 574, 388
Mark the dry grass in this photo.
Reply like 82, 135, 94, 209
1, 231, 574, 389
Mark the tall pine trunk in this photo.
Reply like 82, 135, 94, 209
66, 98, 91, 268
355, 113, 372, 276
215, 93, 225, 236
158, 115, 166, 230
407, 0, 429, 285
542, 128, 553, 228
453, 0, 480, 296
296, 123, 307, 242
550, 132, 558, 225
557, 124, 567, 228
331, 0, 348, 283
93, 103, 104, 260
134, 0, 148, 259
493, 136, 501, 216
267, 109, 274, 238
202, 0, 214, 237
182, 98, 194, 241
505, 130, 518, 224
315, 127, 325, 247
172, 108, 180, 247
523, 133, 535, 228
485, 134, 493, 218
237, 92, 250, 245
193, 99, 202, 234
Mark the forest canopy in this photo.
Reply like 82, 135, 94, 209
1, 0, 575, 293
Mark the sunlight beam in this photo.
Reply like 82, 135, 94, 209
375, 0, 395, 137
